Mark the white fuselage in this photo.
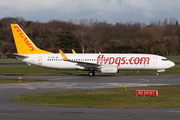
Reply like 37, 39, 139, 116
16, 53, 175, 71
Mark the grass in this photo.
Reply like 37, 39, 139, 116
166, 56, 180, 62
0, 65, 179, 75
0, 65, 89, 75
0, 79, 50, 84
0, 59, 22, 63
11, 85, 180, 108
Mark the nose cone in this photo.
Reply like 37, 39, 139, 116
169, 61, 175, 68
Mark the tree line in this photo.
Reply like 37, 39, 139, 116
0, 17, 180, 58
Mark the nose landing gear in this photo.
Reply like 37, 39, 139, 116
156, 70, 165, 76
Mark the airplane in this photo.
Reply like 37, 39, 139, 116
11, 24, 175, 76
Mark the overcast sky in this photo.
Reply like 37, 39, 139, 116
0, 0, 180, 25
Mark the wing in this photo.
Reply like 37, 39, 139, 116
59, 50, 100, 69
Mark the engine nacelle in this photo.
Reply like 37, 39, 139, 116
100, 66, 118, 74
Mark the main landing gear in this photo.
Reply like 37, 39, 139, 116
88, 71, 95, 76
88, 68, 95, 76
156, 72, 159, 76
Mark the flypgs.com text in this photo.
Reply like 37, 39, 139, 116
97, 55, 150, 67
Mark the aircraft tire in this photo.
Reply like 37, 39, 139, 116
88, 72, 95, 76
88, 72, 93, 76
156, 72, 159, 76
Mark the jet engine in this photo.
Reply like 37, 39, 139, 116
100, 66, 118, 74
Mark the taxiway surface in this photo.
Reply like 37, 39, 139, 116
0, 75, 180, 120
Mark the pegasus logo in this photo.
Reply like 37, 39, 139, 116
14, 26, 35, 51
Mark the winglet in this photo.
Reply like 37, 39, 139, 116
59, 50, 69, 61
72, 49, 76, 54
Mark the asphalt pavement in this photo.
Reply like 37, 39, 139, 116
0, 75, 180, 120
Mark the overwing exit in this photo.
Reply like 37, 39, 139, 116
11, 24, 175, 76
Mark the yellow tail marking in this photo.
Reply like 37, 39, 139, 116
59, 50, 69, 61
11, 24, 52, 54
72, 49, 76, 54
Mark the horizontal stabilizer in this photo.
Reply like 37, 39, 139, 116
6, 53, 28, 58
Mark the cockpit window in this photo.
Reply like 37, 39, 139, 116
162, 59, 168, 61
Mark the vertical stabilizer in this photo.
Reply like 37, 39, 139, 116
11, 24, 52, 54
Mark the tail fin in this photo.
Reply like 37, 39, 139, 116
11, 24, 52, 54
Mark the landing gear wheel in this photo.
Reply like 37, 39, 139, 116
88, 71, 95, 76
88, 72, 93, 76
156, 72, 159, 76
